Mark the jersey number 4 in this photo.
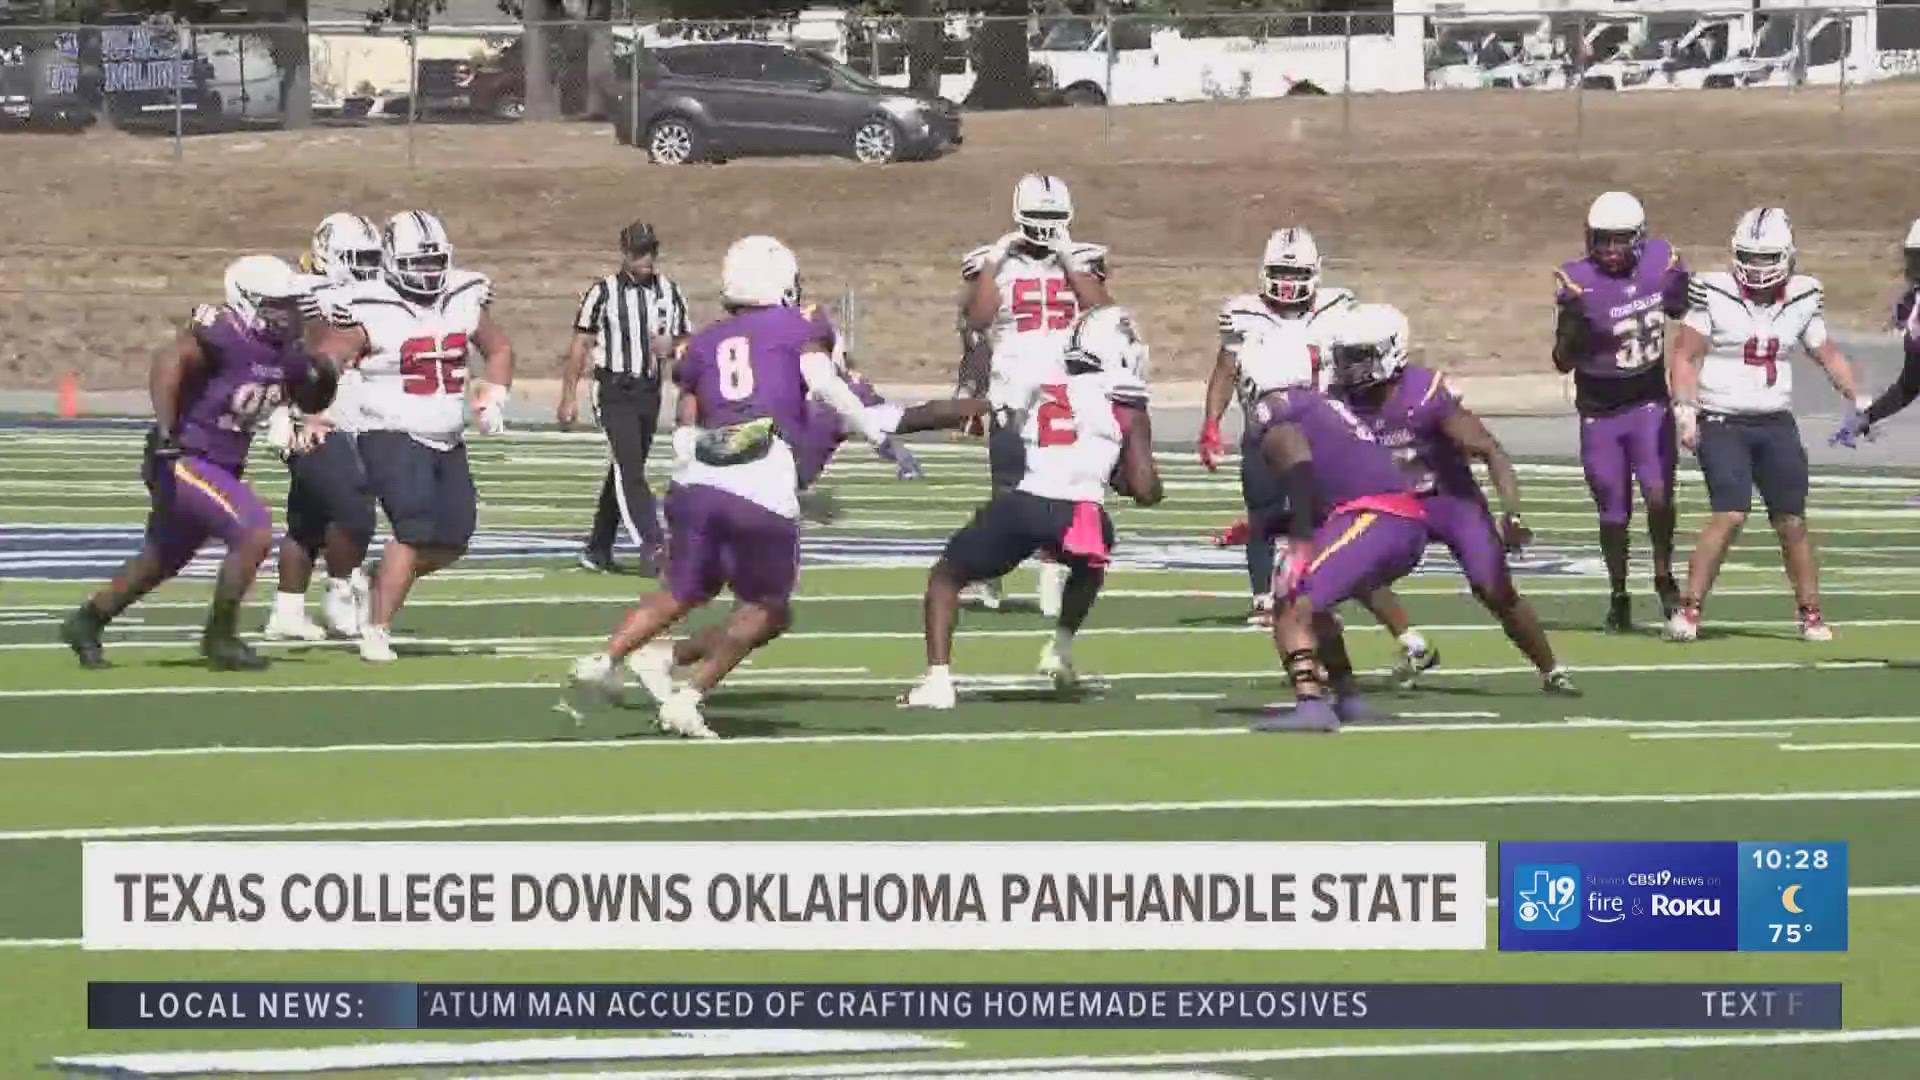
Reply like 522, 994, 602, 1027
1743, 337, 1782, 386
1011, 278, 1076, 333
400, 334, 469, 396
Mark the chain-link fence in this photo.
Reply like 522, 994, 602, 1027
4, 6, 1918, 161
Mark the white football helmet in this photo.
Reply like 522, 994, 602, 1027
1064, 305, 1149, 395
310, 212, 382, 284
1261, 227, 1320, 306
381, 210, 453, 296
1731, 207, 1795, 292
1013, 174, 1073, 246
721, 235, 801, 308
1326, 302, 1411, 389
224, 254, 306, 338
1586, 191, 1646, 274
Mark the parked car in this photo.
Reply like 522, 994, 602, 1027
610, 41, 961, 164
414, 39, 526, 121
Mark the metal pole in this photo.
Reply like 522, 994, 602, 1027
1103, 9, 1115, 147
406, 28, 417, 169
1341, 13, 1351, 142
1573, 11, 1585, 157
628, 10, 639, 149
172, 20, 185, 160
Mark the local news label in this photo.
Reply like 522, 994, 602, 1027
1499, 841, 1848, 952
82, 841, 1486, 950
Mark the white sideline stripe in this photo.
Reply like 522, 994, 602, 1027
1629, 731, 1785, 741
484, 1028, 1920, 1079
0, 660, 1895, 700
1131, 693, 1223, 701
4, 713, 1916, 763
7, 887, 1920, 951
1780, 742, 1920, 752
9, 617, 1920, 652
51, 1032, 962, 1076
5, 789, 1917, 843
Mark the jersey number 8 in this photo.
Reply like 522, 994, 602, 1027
400, 333, 470, 396
717, 336, 755, 402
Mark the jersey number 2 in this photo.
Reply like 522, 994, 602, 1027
1011, 278, 1076, 333
400, 334, 469, 396
1743, 337, 1781, 386
1036, 383, 1076, 446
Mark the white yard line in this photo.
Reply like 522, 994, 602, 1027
480, 1028, 1920, 1079
1780, 742, 1920, 752
0, 660, 1895, 700
4, 788, 1917, 842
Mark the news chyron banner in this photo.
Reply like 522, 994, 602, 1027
83, 841, 1487, 951
1500, 841, 1848, 952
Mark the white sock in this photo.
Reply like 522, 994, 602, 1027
1051, 628, 1075, 661
327, 575, 353, 598
1398, 629, 1429, 655
927, 663, 952, 684
272, 592, 305, 621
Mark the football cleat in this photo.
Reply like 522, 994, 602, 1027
568, 653, 624, 706
1246, 593, 1274, 628
1332, 693, 1385, 724
1604, 592, 1632, 633
358, 624, 397, 663
60, 608, 109, 670
263, 608, 327, 643
1391, 643, 1440, 689
1654, 574, 1682, 621
898, 672, 957, 710
577, 547, 617, 574
1543, 668, 1581, 696
203, 633, 270, 672
1798, 605, 1833, 642
960, 579, 1004, 611
1036, 561, 1068, 619
659, 688, 718, 739
627, 641, 678, 703
321, 580, 361, 638
1251, 697, 1341, 733
1664, 603, 1700, 642
1212, 517, 1251, 548
1038, 639, 1079, 692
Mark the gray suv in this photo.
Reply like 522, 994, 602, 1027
611, 42, 961, 165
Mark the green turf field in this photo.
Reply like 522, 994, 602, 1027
1, 425, 1917, 1078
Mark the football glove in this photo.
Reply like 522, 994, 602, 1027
1501, 512, 1534, 553
1831, 397, 1876, 448
264, 406, 296, 459
474, 385, 509, 436
1273, 538, 1314, 598
1198, 417, 1226, 471
671, 425, 699, 472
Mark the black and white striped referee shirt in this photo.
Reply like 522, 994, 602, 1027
573, 271, 690, 382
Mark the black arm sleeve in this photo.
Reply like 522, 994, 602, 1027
1867, 339, 1920, 425
1284, 461, 1319, 540
289, 349, 340, 415
1551, 300, 1589, 372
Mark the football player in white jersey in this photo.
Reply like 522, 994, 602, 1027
262, 212, 382, 643
958, 173, 1113, 616
1667, 207, 1868, 643
306, 210, 514, 662
1198, 227, 1435, 683
902, 305, 1162, 710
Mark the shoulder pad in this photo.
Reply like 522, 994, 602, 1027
1318, 287, 1356, 308
1786, 273, 1824, 295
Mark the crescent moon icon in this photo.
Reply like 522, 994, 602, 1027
1782, 884, 1805, 914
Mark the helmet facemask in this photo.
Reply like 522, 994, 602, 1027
1329, 340, 1396, 390
1587, 227, 1643, 276
1262, 263, 1318, 306
1904, 247, 1920, 289
1732, 245, 1791, 293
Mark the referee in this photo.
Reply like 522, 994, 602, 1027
558, 221, 690, 575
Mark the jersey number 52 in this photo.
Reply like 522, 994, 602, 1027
1011, 278, 1076, 333
400, 334, 470, 396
